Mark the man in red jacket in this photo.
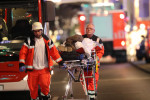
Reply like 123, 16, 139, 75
82, 23, 104, 100
19, 22, 63, 100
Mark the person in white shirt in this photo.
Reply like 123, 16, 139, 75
19, 22, 63, 100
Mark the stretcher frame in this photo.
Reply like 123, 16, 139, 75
62, 50, 97, 100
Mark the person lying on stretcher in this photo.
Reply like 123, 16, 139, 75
58, 34, 102, 59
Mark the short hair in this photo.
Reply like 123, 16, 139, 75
86, 23, 95, 29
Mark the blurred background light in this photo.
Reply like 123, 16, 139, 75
140, 24, 145, 29
120, 14, 125, 19
51, 0, 61, 3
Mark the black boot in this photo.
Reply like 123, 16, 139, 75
31, 97, 39, 100
90, 98, 95, 100
42, 94, 51, 100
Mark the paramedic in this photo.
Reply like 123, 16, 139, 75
19, 22, 63, 100
82, 23, 104, 100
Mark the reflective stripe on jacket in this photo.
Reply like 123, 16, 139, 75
19, 34, 62, 71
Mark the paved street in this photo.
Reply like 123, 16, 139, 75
130, 60, 150, 73
98, 63, 150, 100
50, 62, 150, 100
1, 62, 150, 100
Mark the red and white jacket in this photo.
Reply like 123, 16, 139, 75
19, 34, 62, 71
82, 34, 104, 63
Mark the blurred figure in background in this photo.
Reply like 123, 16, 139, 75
136, 35, 146, 60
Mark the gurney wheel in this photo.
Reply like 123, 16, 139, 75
62, 96, 67, 100
70, 94, 73, 97
90, 98, 95, 100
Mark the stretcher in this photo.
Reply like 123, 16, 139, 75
60, 50, 98, 100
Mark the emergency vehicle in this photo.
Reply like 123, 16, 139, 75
0, 0, 55, 92
79, 10, 127, 62
0, 40, 28, 91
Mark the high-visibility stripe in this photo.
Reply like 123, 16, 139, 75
49, 40, 53, 45
96, 43, 102, 49
29, 46, 34, 49
49, 66, 53, 69
23, 43, 34, 49
49, 66, 53, 70
27, 37, 30, 46
88, 90, 96, 99
25, 38, 34, 49
49, 44, 54, 49
96, 38, 100, 43
55, 57, 62, 62
89, 95, 95, 98
24, 43, 28, 48
100, 43, 103, 47
48, 40, 52, 45
19, 59, 25, 63
26, 66, 33, 69
88, 90, 95, 94
41, 92, 45, 96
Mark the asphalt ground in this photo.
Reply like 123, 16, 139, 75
130, 60, 150, 74
100, 55, 150, 74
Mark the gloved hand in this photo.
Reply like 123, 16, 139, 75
77, 54, 84, 60
19, 63, 26, 72
58, 61, 68, 69
26, 68, 33, 72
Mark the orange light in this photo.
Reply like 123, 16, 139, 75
79, 15, 86, 21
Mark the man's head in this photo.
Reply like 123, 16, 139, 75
86, 23, 95, 38
32, 22, 43, 38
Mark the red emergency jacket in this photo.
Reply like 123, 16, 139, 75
19, 34, 62, 71
82, 34, 104, 62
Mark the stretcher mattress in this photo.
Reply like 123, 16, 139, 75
59, 51, 85, 61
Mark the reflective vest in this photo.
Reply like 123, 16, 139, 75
19, 34, 62, 71
82, 34, 104, 98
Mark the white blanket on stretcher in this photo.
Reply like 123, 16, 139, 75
75, 38, 96, 58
